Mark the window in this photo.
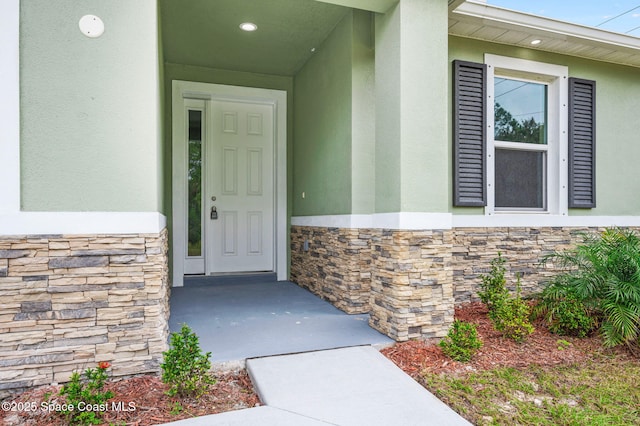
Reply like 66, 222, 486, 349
486, 55, 567, 215
453, 56, 594, 214
493, 77, 548, 210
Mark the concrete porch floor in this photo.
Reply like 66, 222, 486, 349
168, 274, 393, 364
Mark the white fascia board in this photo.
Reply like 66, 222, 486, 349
456, 1, 640, 53
0, 212, 167, 236
0, 0, 20, 213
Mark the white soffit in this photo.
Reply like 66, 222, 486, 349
450, 1, 640, 68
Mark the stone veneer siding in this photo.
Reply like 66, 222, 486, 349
0, 229, 169, 397
451, 227, 601, 303
291, 226, 455, 341
290, 225, 639, 342
369, 229, 454, 341
290, 227, 371, 314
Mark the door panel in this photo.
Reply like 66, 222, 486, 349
247, 211, 263, 255
222, 147, 238, 195
221, 211, 237, 256
206, 100, 274, 273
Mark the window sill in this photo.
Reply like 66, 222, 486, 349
491, 210, 554, 215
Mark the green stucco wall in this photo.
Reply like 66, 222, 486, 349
374, 6, 401, 213
350, 10, 376, 215
293, 11, 355, 216
20, 0, 162, 212
375, 0, 449, 213
449, 36, 640, 216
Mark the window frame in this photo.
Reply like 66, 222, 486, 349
485, 54, 569, 216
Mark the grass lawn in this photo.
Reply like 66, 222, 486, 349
423, 354, 640, 425
383, 302, 640, 426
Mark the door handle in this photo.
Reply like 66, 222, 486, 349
210, 206, 218, 220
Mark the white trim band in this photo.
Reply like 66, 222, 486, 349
372, 213, 454, 230
292, 213, 640, 230
290, 214, 374, 229
0, 212, 167, 236
453, 214, 640, 228
292, 213, 453, 230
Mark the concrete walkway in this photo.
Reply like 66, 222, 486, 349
162, 346, 471, 426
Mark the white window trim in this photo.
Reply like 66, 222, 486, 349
485, 54, 568, 217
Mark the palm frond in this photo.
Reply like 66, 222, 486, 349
601, 300, 640, 346
540, 228, 640, 350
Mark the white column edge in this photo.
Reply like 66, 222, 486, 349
0, 0, 20, 213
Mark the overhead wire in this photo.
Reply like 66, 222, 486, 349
495, 82, 533, 99
625, 24, 640, 34
595, 4, 640, 27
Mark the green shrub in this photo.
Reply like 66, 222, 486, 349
439, 320, 483, 362
542, 227, 640, 348
478, 253, 509, 313
161, 324, 216, 397
491, 278, 535, 342
59, 362, 114, 425
479, 256, 535, 342
533, 283, 595, 337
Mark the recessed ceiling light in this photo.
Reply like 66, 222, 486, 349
239, 22, 258, 32
530, 39, 542, 45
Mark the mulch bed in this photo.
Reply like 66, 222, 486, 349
0, 370, 260, 426
381, 302, 632, 378
3, 302, 635, 425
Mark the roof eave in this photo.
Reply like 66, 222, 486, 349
450, 0, 640, 68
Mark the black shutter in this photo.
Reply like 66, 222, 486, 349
568, 78, 596, 208
453, 60, 487, 207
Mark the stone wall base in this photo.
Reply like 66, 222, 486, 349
290, 227, 371, 314
290, 225, 638, 342
452, 227, 609, 303
370, 229, 454, 341
291, 226, 455, 341
0, 229, 169, 397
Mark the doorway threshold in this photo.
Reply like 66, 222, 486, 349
183, 272, 277, 287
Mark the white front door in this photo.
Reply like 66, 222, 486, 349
172, 81, 287, 286
206, 100, 274, 273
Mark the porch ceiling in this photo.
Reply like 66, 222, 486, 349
160, 0, 350, 76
